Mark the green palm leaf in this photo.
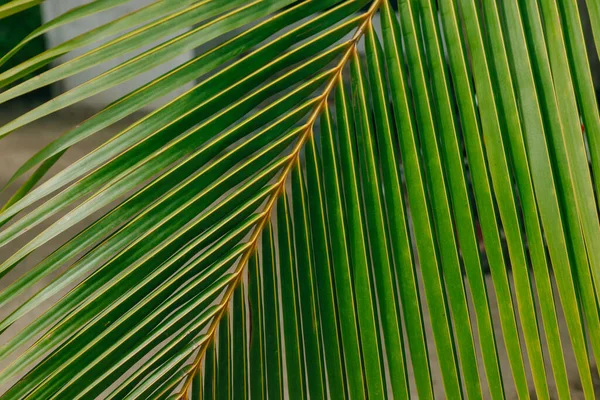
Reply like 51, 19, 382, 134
1, 0, 599, 398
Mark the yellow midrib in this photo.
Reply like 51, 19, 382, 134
179, 1, 382, 397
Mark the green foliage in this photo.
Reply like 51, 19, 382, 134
0, 0, 46, 92
0, 0, 599, 398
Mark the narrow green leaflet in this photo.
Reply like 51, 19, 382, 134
276, 193, 307, 399
351, 50, 410, 398
260, 224, 283, 399
584, 0, 600, 55
0, 0, 191, 75
231, 285, 248, 400
247, 252, 265, 400
334, 80, 385, 398
319, 106, 366, 399
191, 368, 201, 400
203, 342, 217, 400
290, 163, 326, 399
304, 138, 345, 397
0, 0, 42, 19
217, 311, 232, 400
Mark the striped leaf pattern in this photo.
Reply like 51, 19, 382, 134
1, 0, 599, 398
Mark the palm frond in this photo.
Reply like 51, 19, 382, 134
1, 0, 599, 398
0, 0, 42, 20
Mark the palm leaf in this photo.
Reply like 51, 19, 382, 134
0, 0, 42, 19
1, 0, 599, 398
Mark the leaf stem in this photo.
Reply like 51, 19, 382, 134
179, 1, 382, 397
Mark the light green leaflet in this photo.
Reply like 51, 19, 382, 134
0, 0, 42, 19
